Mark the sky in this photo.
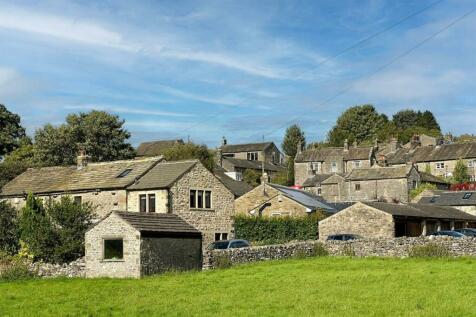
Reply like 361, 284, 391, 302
0, 0, 475, 149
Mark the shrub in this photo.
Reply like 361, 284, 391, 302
410, 183, 437, 199
214, 254, 232, 269
234, 214, 324, 244
0, 201, 20, 255
409, 243, 450, 258
311, 242, 329, 257
0, 254, 36, 281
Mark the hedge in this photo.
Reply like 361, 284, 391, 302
234, 214, 324, 244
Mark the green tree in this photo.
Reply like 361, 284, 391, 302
34, 111, 135, 166
416, 110, 440, 131
0, 201, 20, 255
453, 159, 470, 184
392, 109, 419, 130
243, 169, 261, 187
454, 134, 476, 143
282, 124, 306, 185
392, 109, 441, 143
162, 142, 215, 171
0, 138, 36, 188
0, 104, 26, 157
327, 105, 388, 146
271, 169, 289, 186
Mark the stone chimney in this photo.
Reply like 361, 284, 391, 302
297, 140, 303, 155
390, 138, 399, 152
260, 172, 269, 185
216, 147, 223, 167
77, 148, 90, 170
343, 139, 349, 152
411, 134, 421, 147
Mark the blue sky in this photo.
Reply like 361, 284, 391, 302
0, 0, 475, 148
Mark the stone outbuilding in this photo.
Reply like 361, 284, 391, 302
85, 211, 202, 278
319, 202, 476, 240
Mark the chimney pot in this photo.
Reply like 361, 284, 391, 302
77, 148, 90, 170
344, 139, 349, 151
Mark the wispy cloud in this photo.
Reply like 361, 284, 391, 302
156, 84, 243, 106
64, 105, 193, 117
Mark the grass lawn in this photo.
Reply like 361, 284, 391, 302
1, 257, 476, 316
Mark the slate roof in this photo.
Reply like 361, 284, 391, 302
386, 142, 476, 164
364, 202, 476, 221
222, 157, 284, 172
114, 211, 200, 234
302, 174, 334, 187
221, 142, 273, 153
418, 191, 476, 206
327, 202, 356, 212
213, 166, 252, 197
136, 139, 184, 157
296, 146, 373, 162
0, 157, 162, 197
268, 183, 336, 212
346, 165, 413, 181
127, 160, 198, 190
419, 172, 450, 185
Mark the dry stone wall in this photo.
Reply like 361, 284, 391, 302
29, 258, 85, 278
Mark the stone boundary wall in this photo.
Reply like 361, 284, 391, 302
205, 237, 476, 269
29, 258, 85, 278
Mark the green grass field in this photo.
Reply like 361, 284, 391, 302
1, 257, 475, 316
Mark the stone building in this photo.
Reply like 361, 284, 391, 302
418, 191, 476, 216
235, 177, 335, 218
295, 140, 375, 187
319, 202, 476, 240
216, 138, 284, 181
1, 156, 235, 246
85, 211, 202, 278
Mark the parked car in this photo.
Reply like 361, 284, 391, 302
327, 234, 362, 241
427, 230, 465, 238
207, 239, 251, 250
454, 228, 476, 237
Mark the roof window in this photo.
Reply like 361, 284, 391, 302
117, 169, 133, 178
463, 193, 473, 200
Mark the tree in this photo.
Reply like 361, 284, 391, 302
0, 138, 36, 188
282, 124, 306, 186
417, 110, 440, 131
243, 169, 261, 187
392, 109, 441, 143
453, 159, 470, 184
162, 142, 215, 171
34, 111, 135, 166
392, 109, 419, 130
0, 201, 20, 255
454, 134, 476, 143
327, 105, 388, 146
0, 104, 26, 157
271, 169, 289, 186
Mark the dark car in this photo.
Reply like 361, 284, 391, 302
427, 230, 465, 238
454, 228, 476, 237
327, 234, 362, 241
207, 239, 250, 250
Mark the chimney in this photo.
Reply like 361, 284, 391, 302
216, 147, 223, 167
77, 148, 89, 170
221, 136, 227, 147
343, 139, 349, 151
411, 134, 421, 147
390, 138, 399, 152
260, 172, 269, 185
297, 140, 303, 155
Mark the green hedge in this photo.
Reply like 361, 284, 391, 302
234, 214, 323, 244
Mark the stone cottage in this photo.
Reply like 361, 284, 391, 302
85, 211, 202, 278
319, 201, 476, 240
235, 176, 335, 217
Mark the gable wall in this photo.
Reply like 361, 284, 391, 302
235, 184, 280, 215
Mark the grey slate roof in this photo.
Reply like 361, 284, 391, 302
114, 211, 200, 234
0, 157, 162, 197
223, 157, 284, 172
213, 166, 252, 197
418, 191, 476, 206
268, 183, 336, 212
127, 160, 197, 190
364, 202, 476, 221
302, 174, 334, 187
296, 146, 373, 162
221, 142, 273, 153
136, 139, 184, 157
386, 142, 476, 164
419, 172, 450, 185
346, 165, 413, 181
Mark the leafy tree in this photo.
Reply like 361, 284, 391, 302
34, 111, 135, 166
0, 201, 20, 255
271, 169, 290, 186
453, 159, 470, 184
392, 109, 441, 143
417, 110, 440, 131
327, 105, 388, 146
162, 142, 215, 171
0, 104, 26, 157
282, 124, 305, 185
0, 138, 36, 188
243, 169, 261, 187
392, 109, 419, 130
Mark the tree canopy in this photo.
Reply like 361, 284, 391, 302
162, 142, 215, 171
282, 124, 306, 157
0, 104, 26, 157
453, 159, 470, 184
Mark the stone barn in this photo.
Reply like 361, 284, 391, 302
319, 202, 476, 240
85, 211, 202, 278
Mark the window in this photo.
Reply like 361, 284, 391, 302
104, 239, 123, 260
355, 183, 361, 191
148, 194, 156, 212
317, 187, 322, 195
436, 162, 445, 169
331, 161, 338, 172
117, 169, 133, 178
309, 162, 321, 173
247, 152, 258, 161
468, 161, 474, 168
190, 190, 212, 209
463, 193, 473, 200
215, 233, 228, 241
353, 160, 362, 168
73, 196, 82, 205
413, 181, 418, 190
139, 194, 147, 212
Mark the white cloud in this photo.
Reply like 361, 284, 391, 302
64, 105, 193, 117
156, 84, 243, 106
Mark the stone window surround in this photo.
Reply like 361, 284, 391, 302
189, 188, 214, 211
139, 193, 156, 213
436, 162, 445, 169
102, 236, 125, 263
247, 152, 259, 161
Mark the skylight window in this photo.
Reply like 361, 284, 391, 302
463, 193, 473, 200
117, 169, 133, 178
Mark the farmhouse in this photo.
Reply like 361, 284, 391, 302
85, 211, 202, 278
319, 202, 476, 240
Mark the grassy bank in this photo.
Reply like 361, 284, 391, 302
1, 257, 475, 316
